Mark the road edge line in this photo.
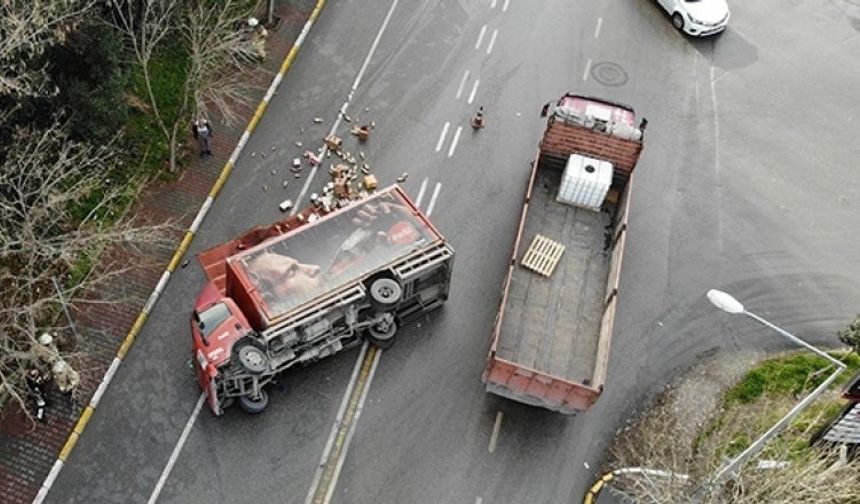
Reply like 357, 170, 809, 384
31, 2, 328, 502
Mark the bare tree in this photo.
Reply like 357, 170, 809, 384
609, 361, 860, 503
111, 0, 261, 172
110, 0, 181, 170
184, 0, 262, 126
0, 0, 95, 97
0, 120, 174, 417
837, 316, 860, 355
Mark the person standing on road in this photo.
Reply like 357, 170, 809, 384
192, 117, 214, 157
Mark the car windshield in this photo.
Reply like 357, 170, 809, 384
195, 302, 230, 339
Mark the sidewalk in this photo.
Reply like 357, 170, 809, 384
0, 2, 317, 502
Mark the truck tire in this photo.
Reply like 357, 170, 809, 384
232, 338, 268, 374
237, 389, 269, 414
368, 276, 403, 311
366, 317, 398, 350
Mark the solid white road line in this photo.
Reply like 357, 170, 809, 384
293, 0, 400, 213
594, 17, 603, 38
147, 393, 206, 504
415, 178, 429, 207
710, 66, 721, 174
486, 28, 498, 55
583, 58, 592, 81
488, 411, 503, 453
456, 70, 470, 100
435, 122, 451, 152
147, 3, 401, 498
304, 344, 370, 504
502, 0, 510, 12
475, 24, 487, 50
468, 79, 480, 105
447, 126, 463, 158
426, 182, 442, 216
321, 348, 382, 504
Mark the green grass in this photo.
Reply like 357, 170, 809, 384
65, 42, 191, 286
125, 41, 191, 180
697, 350, 860, 460
723, 351, 860, 407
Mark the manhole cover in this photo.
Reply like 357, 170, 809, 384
591, 62, 628, 87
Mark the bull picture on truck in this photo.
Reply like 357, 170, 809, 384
482, 94, 645, 414
191, 186, 454, 415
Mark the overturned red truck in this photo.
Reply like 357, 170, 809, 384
192, 186, 454, 415
482, 94, 645, 414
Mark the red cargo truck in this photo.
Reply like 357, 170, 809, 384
482, 94, 645, 414
192, 185, 454, 415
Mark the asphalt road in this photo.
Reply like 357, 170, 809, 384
47, 0, 860, 503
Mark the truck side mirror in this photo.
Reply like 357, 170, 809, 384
540, 103, 550, 118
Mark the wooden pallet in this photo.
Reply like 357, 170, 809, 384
521, 234, 566, 277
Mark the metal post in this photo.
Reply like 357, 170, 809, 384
51, 276, 78, 341
693, 308, 847, 500
267, 0, 275, 26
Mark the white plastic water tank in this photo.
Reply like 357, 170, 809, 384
556, 154, 613, 210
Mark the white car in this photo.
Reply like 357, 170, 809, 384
657, 0, 730, 36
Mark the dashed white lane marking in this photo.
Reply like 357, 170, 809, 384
475, 24, 487, 50
502, 0, 510, 12
594, 17, 603, 38
456, 70, 470, 100
490, 0, 497, 9
425, 182, 442, 216
415, 178, 428, 207
435, 122, 450, 152
486, 28, 498, 55
582, 58, 592, 81
476, 498, 483, 504
447, 126, 463, 158
488, 411, 503, 453
147, 393, 206, 504
467, 79, 480, 104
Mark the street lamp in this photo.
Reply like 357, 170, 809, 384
703, 289, 847, 489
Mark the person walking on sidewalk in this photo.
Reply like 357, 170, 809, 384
192, 117, 214, 157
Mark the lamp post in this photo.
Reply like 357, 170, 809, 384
702, 289, 847, 490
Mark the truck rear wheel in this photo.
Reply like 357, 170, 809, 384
367, 316, 397, 350
232, 338, 268, 374
237, 389, 269, 414
368, 276, 403, 311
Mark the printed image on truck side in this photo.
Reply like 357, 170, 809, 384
483, 94, 645, 414
192, 186, 454, 415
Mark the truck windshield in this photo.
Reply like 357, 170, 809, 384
195, 302, 231, 339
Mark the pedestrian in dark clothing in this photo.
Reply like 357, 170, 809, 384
192, 118, 214, 157
26, 368, 50, 423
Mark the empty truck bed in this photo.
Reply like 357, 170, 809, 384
496, 167, 610, 386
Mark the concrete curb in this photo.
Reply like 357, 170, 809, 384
32, 2, 328, 502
